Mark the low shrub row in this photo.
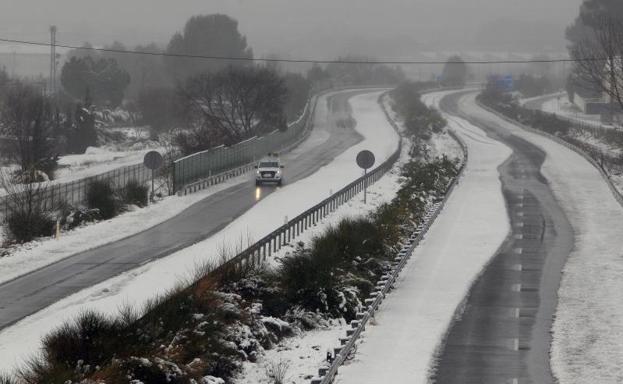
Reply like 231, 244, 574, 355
478, 88, 623, 171
2, 178, 149, 244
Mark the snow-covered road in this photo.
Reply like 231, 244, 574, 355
0, 90, 400, 375
462, 92, 623, 384
336, 90, 512, 383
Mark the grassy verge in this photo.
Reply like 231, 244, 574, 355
11, 85, 460, 384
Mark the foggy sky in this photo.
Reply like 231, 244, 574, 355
0, 0, 583, 57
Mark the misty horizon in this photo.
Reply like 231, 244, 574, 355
1, 0, 582, 60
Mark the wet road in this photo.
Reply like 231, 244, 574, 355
0, 89, 372, 330
432, 91, 574, 384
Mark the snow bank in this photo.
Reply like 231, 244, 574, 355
0, 90, 400, 375
335, 90, 512, 384
462, 92, 623, 384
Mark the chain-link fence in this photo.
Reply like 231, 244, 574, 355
0, 162, 155, 219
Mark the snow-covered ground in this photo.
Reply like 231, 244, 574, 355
529, 93, 616, 130
0, 90, 403, 375
54, 145, 160, 182
236, 94, 465, 384
0, 89, 349, 284
236, 143, 409, 384
462, 92, 623, 384
333, 90, 512, 384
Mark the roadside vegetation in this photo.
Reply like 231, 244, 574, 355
9, 84, 460, 383
479, 83, 623, 175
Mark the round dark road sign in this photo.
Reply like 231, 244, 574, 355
356, 150, 375, 170
144, 151, 164, 170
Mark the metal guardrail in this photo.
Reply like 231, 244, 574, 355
308, 98, 469, 384
209, 89, 409, 276
477, 98, 623, 207
172, 85, 398, 194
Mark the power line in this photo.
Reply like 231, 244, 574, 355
0, 36, 596, 65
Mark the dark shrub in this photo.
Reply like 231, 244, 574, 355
7, 209, 56, 243
42, 311, 124, 369
278, 218, 386, 316
123, 179, 149, 207
86, 180, 120, 219
0, 374, 17, 384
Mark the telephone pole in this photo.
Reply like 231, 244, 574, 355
49, 25, 57, 95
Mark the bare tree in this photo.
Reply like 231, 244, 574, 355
1, 82, 60, 180
181, 66, 287, 149
571, 17, 623, 111
0, 169, 56, 243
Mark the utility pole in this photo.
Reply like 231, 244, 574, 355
49, 25, 57, 95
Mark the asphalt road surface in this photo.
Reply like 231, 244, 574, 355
432, 91, 574, 384
0, 89, 374, 330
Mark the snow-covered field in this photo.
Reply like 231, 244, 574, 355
334, 90, 512, 383
463, 92, 623, 384
0, 90, 402, 375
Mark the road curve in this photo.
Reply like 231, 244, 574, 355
432, 91, 574, 384
0, 89, 371, 331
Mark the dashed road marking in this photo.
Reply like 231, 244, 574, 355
511, 283, 522, 292
514, 234, 523, 239
515, 222, 524, 228
517, 211, 524, 217
514, 248, 523, 254
512, 264, 523, 271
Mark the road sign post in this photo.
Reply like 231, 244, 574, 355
356, 150, 375, 204
143, 151, 164, 203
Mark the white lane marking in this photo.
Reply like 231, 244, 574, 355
516, 203, 523, 208
514, 308, 520, 318
514, 234, 523, 239
512, 264, 523, 271
513, 338, 519, 351
515, 222, 524, 228
512, 283, 522, 292
514, 248, 523, 254
512, 378, 519, 384
517, 211, 524, 217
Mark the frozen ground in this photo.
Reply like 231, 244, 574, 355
333, 89, 512, 384
463, 92, 623, 384
0, 90, 402, 374
236, 141, 408, 384
0, 89, 352, 284
54, 145, 159, 182
236, 95, 464, 384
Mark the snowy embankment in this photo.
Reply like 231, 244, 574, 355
0, 90, 400, 375
235, 94, 464, 384
54, 145, 159, 182
463, 92, 623, 384
331, 89, 511, 384
0, 89, 341, 285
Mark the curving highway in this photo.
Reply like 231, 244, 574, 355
432, 91, 574, 384
0, 89, 372, 331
